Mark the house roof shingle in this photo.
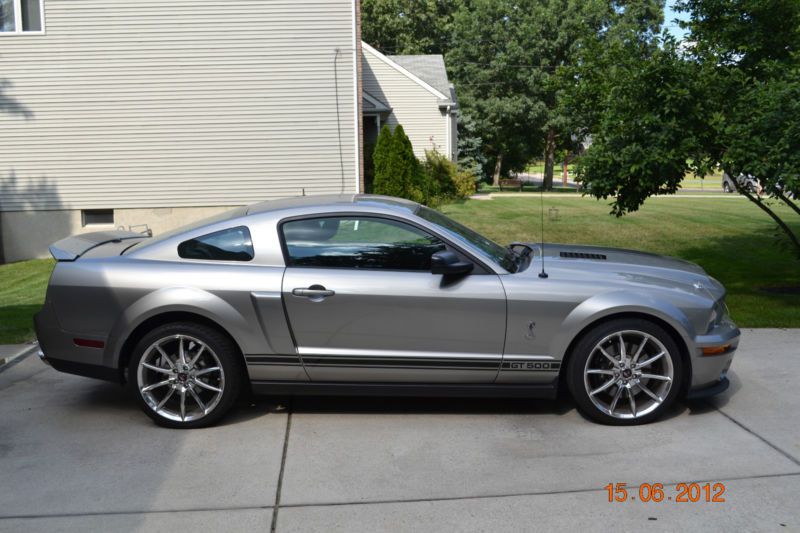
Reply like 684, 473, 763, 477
387, 54, 452, 99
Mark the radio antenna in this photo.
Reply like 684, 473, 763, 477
538, 177, 548, 279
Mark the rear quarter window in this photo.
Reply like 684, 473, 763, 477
178, 226, 254, 261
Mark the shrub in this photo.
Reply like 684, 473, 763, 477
423, 150, 457, 198
372, 125, 474, 205
372, 124, 426, 204
453, 169, 478, 198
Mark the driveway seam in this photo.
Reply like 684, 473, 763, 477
3, 471, 798, 521
275, 471, 800, 510
270, 400, 293, 533
0, 345, 38, 375
707, 400, 800, 466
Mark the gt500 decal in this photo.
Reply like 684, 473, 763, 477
502, 361, 561, 371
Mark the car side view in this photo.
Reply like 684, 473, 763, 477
35, 195, 739, 428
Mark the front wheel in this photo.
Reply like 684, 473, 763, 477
566, 319, 684, 425
129, 322, 244, 428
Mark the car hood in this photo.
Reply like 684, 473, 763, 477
520, 243, 725, 300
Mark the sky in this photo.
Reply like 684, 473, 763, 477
663, 0, 690, 40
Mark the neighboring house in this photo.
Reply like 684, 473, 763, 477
361, 42, 457, 164
0, 1, 457, 263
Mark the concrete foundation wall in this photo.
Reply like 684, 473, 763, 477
1, 206, 237, 263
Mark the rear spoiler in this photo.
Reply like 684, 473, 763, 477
49, 230, 150, 261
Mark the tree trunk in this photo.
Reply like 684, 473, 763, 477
728, 169, 800, 258
543, 128, 556, 191
492, 153, 503, 187
778, 192, 800, 217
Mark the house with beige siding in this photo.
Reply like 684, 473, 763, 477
361, 42, 458, 163
0, 0, 457, 263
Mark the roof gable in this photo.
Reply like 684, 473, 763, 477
361, 41, 450, 101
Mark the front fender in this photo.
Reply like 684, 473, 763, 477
549, 291, 697, 363
103, 287, 253, 368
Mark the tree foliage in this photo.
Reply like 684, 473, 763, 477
574, 0, 800, 256
361, 0, 460, 55
446, 0, 662, 187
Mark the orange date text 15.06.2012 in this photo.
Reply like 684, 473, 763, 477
605, 482, 726, 503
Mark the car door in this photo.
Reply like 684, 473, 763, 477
279, 215, 507, 383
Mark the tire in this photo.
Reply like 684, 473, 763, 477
128, 322, 244, 428
722, 182, 732, 193
566, 318, 684, 426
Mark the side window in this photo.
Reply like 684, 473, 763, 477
282, 217, 446, 270
178, 226, 254, 262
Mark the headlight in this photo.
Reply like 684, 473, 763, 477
707, 299, 729, 331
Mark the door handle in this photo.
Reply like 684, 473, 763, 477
292, 285, 335, 299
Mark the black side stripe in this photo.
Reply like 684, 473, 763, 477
246, 355, 560, 372
246, 355, 302, 365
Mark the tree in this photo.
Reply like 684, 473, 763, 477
372, 124, 427, 203
446, 0, 545, 186
574, 0, 800, 257
456, 111, 488, 179
361, 0, 460, 55
447, 0, 662, 188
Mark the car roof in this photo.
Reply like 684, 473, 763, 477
245, 194, 420, 216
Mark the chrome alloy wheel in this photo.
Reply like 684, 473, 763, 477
136, 334, 225, 423
583, 330, 674, 420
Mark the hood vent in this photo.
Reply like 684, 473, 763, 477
560, 251, 607, 260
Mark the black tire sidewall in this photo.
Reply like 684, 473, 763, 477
127, 322, 244, 429
566, 318, 684, 425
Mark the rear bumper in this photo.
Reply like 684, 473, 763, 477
34, 305, 120, 383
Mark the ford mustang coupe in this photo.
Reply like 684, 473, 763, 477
35, 195, 739, 428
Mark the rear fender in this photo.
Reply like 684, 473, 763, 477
103, 287, 252, 368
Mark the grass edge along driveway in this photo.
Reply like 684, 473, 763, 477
0, 195, 798, 344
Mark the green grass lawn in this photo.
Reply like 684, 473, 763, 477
0, 196, 797, 344
442, 196, 800, 328
0, 258, 54, 344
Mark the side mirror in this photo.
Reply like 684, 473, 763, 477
431, 250, 474, 276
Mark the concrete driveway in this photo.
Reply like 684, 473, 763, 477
1, 329, 798, 532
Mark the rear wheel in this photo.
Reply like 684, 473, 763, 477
722, 182, 732, 193
129, 322, 243, 428
567, 319, 684, 425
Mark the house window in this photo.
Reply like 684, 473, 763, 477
0, 0, 44, 34
82, 209, 114, 227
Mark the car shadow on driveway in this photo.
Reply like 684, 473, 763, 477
285, 395, 575, 416
74, 372, 739, 427
75, 380, 286, 427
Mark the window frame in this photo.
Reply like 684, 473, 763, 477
0, 0, 45, 36
277, 213, 492, 274
177, 225, 255, 263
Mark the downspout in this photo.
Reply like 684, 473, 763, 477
444, 105, 451, 161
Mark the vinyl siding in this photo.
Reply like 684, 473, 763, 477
0, 0, 359, 211
362, 46, 448, 159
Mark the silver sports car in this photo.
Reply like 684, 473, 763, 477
35, 195, 739, 428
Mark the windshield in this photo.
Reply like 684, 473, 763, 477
416, 206, 519, 272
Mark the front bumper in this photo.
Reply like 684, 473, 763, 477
686, 376, 730, 399
688, 319, 739, 394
